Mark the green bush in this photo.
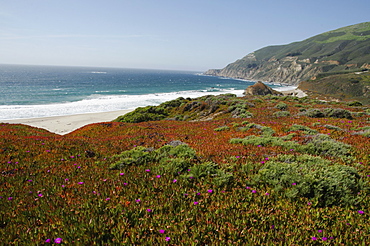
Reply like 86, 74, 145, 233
323, 108, 353, 119
261, 126, 275, 136
114, 106, 168, 123
230, 135, 299, 150
255, 154, 364, 207
231, 128, 352, 160
182, 161, 234, 188
302, 108, 325, 118
305, 134, 352, 158
110, 147, 155, 169
110, 143, 196, 170
214, 126, 230, 132
301, 108, 353, 119
324, 124, 343, 131
288, 124, 318, 135
159, 157, 192, 176
273, 111, 291, 117
347, 101, 363, 106
275, 102, 288, 110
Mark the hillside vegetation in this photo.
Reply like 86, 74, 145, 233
1, 94, 369, 245
299, 70, 370, 104
205, 22, 370, 85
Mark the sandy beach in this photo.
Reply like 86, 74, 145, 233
0, 88, 307, 135
1, 109, 133, 135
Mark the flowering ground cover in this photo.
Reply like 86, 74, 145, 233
1, 95, 369, 245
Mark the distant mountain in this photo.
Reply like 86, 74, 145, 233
205, 22, 370, 85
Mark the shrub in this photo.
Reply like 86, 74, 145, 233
255, 154, 364, 207
347, 101, 363, 106
323, 108, 353, 119
261, 126, 275, 136
110, 142, 196, 170
159, 157, 192, 176
230, 135, 299, 150
288, 124, 318, 135
275, 102, 288, 110
305, 134, 352, 159
302, 108, 325, 118
324, 125, 343, 131
182, 161, 234, 188
231, 129, 352, 159
114, 106, 168, 123
160, 97, 187, 108
214, 126, 230, 132
110, 147, 155, 169
301, 108, 353, 119
273, 111, 291, 117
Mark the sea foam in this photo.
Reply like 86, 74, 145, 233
0, 88, 245, 120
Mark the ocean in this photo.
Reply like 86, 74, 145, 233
0, 64, 289, 120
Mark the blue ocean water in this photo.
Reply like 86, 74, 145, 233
0, 64, 289, 120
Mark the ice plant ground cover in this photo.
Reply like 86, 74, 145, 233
1, 94, 369, 245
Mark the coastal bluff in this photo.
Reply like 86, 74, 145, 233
205, 22, 370, 85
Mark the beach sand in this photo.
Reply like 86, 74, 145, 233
1, 109, 133, 135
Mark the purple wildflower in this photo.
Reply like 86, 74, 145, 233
165, 237, 171, 241
159, 229, 165, 234
207, 189, 213, 193
322, 237, 328, 241
292, 183, 297, 185
147, 209, 152, 212
45, 239, 51, 243
173, 179, 177, 183
156, 175, 161, 178
311, 237, 317, 241
78, 182, 84, 184
252, 190, 257, 193
54, 238, 62, 244
145, 169, 150, 172
358, 210, 364, 214
194, 201, 199, 205
119, 173, 124, 176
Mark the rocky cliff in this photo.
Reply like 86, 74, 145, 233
205, 22, 370, 85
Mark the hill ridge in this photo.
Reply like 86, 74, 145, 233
205, 22, 370, 85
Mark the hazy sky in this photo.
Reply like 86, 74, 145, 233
1, 0, 369, 71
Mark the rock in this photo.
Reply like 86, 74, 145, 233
243, 82, 283, 96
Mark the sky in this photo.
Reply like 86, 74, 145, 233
0, 0, 369, 71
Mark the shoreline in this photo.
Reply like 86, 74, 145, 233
0, 87, 307, 135
1, 109, 133, 135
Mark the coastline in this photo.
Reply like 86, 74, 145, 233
0, 85, 306, 135
1, 109, 133, 135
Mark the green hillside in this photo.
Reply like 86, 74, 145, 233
205, 22, 370, 85
299, 71, 370, 104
